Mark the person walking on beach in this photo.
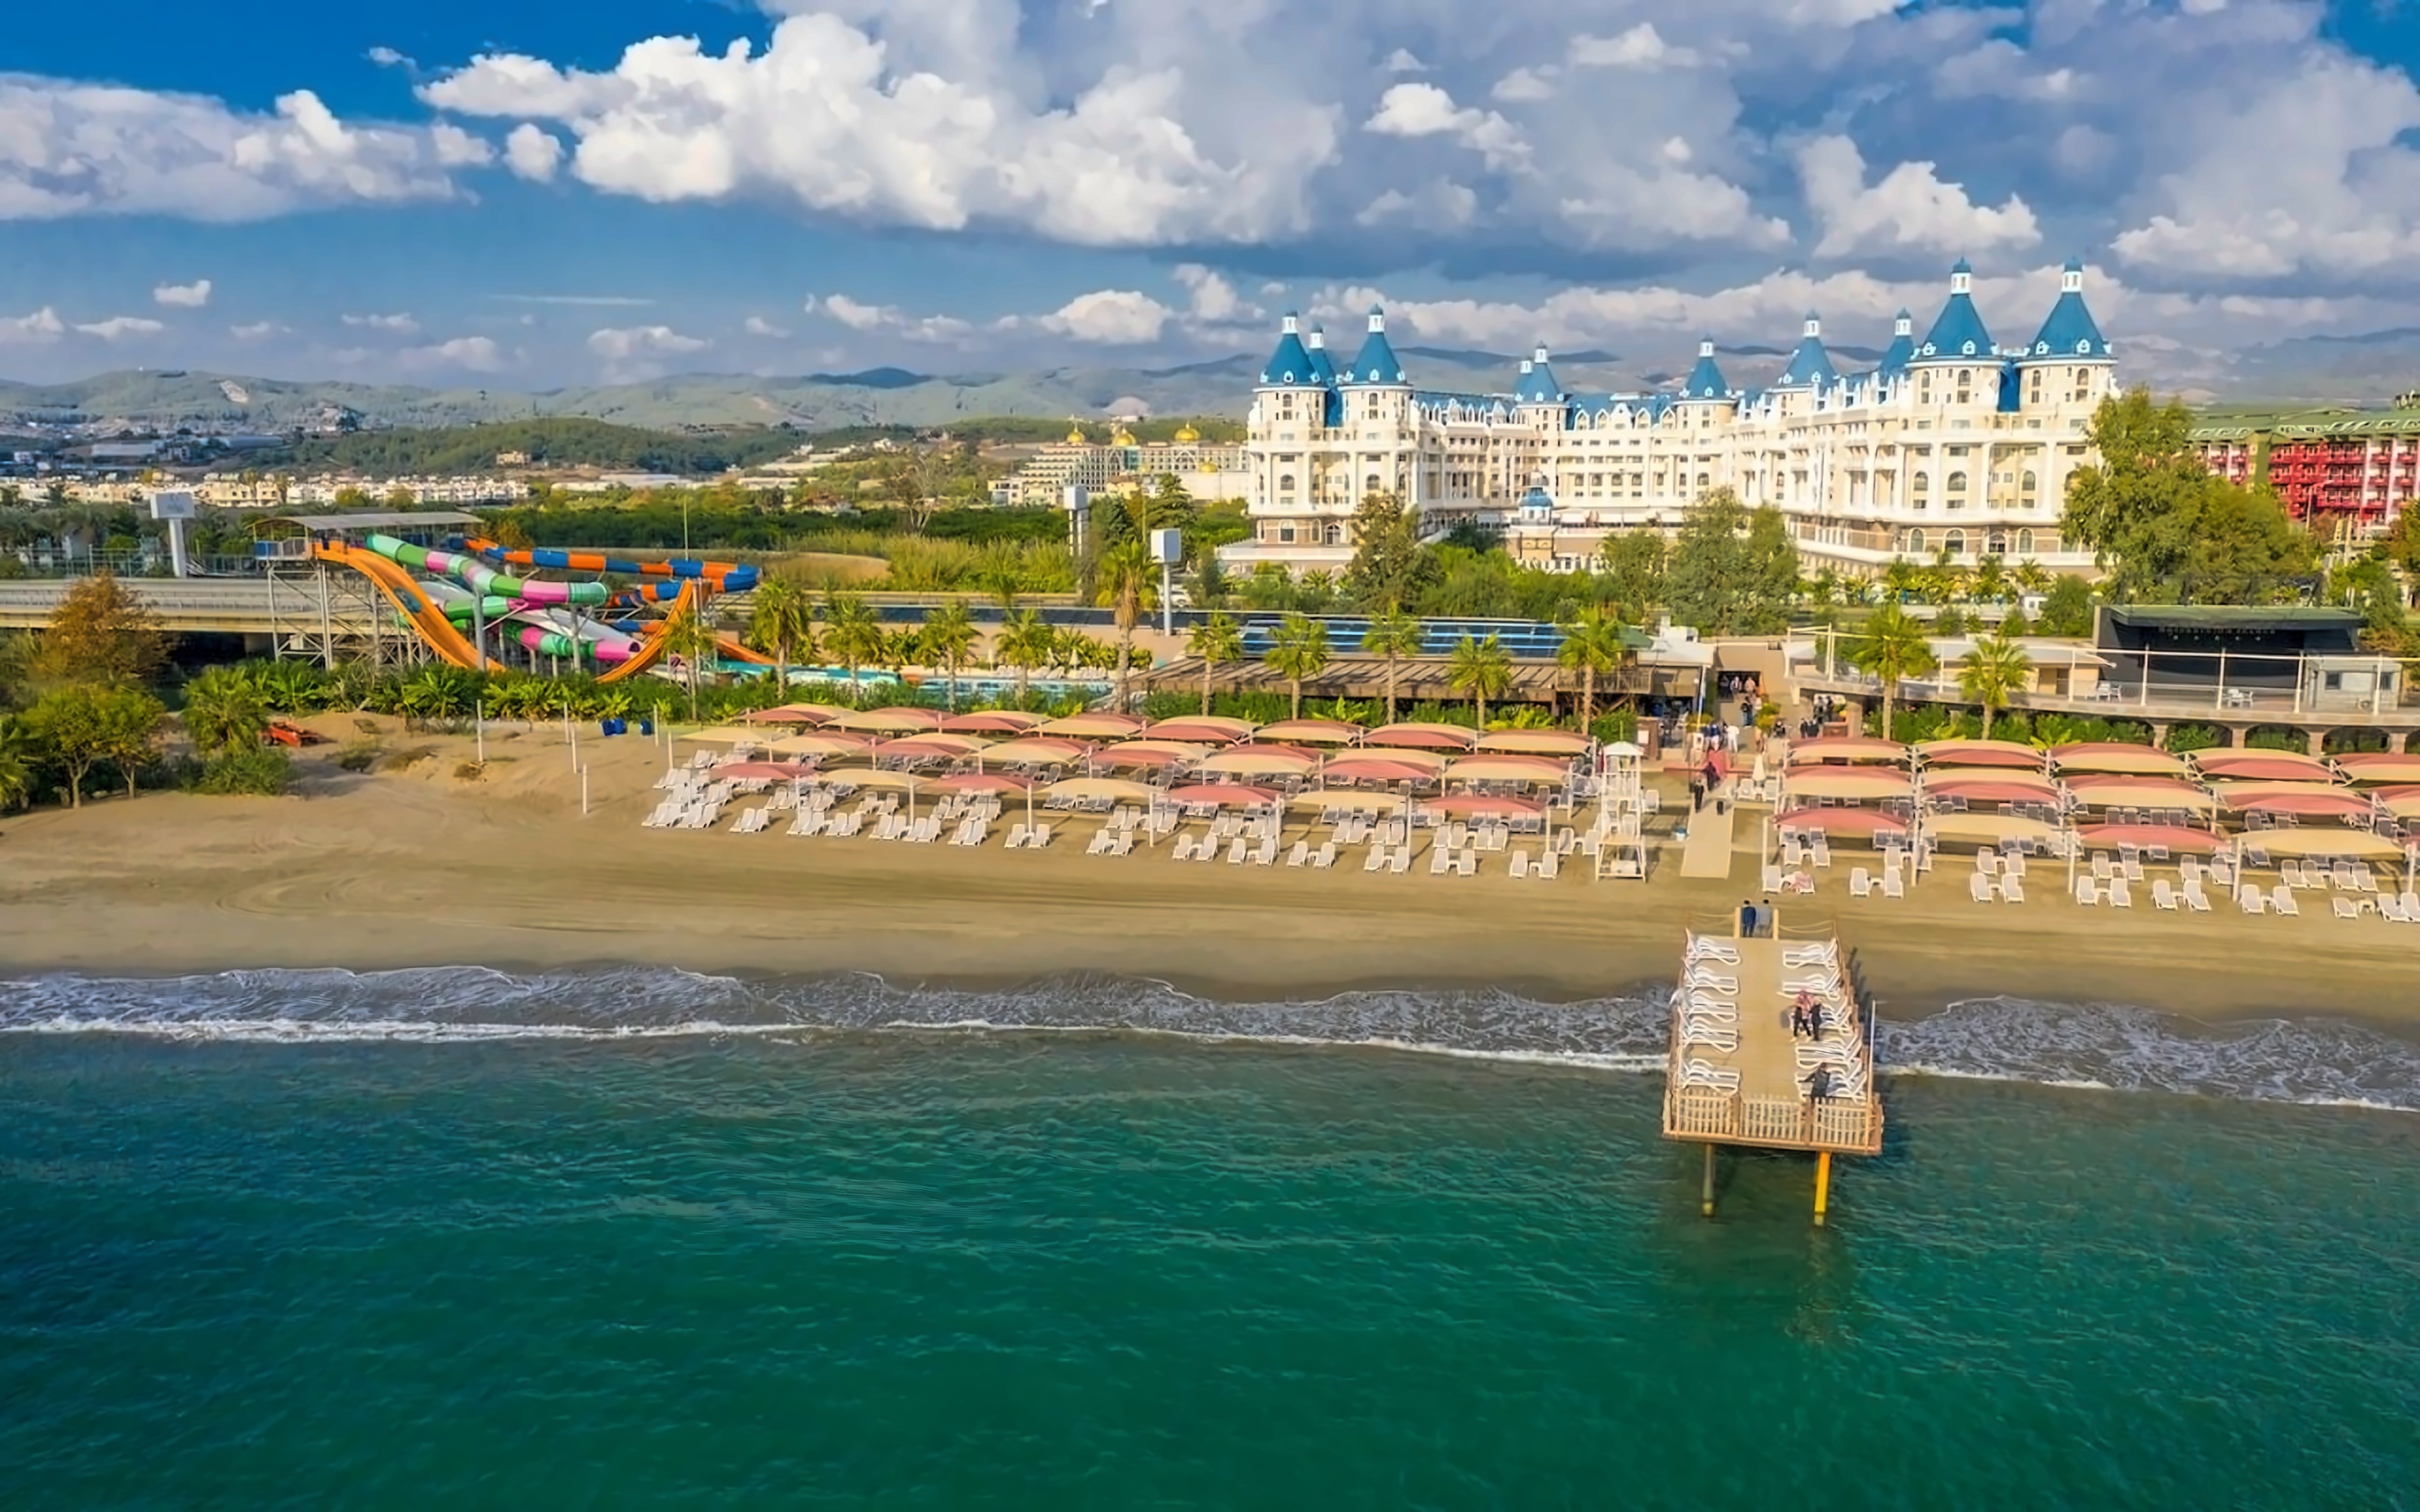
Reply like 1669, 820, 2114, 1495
1739, 900, 1755, 937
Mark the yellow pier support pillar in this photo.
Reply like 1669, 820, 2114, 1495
1813, 1150, 1832, 1226
1701, 1144, 1717, 1218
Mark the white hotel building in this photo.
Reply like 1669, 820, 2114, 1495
1221, 260, 2114, 578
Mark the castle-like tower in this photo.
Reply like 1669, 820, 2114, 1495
1227, 260, 2116, 578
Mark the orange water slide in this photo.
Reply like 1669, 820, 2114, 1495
312, 542, 486, 669
464, 538, 757, 593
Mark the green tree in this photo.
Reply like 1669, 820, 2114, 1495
39, 570, 166, 686
1096, 538, 1158, 710
1360, 609, 1425, 723
821, 593, 886, 697
1739, 504, 1801, 633
921, 601, 979, 709
1555, 605, 1631, 725
1599, 531, 1666, 623
746, 575, 818, 696
1189, 554, 1232, 610
1446, 633, 1514, 728
1957, 627, 2034, 740
1263, 612, 1331, 720
662, 600, 721, 720
1665, 489, 1756, 634
2037, 576, 2096, 637
2062, 388, 2316, 602
996, 608, 1056, 705
1848, 604, 1938, 742
181, 666, 269, 756
0, 712, 34, 811
29, 684, 163, 806
1343, 491, 1430, 610
1186, 611, 1243, 716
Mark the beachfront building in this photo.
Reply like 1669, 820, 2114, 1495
1223, 261, 2116, 579
1010, 424, 1250, 509
2189, 411, 2420, 541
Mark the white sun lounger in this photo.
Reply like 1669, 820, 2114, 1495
2074, 878, 2099, 906
2183, 879, 2211, 912
2240, 888, 2266, 915
2271, 885, 2298, 916
1969, 874, 1995, 903
1509, 851, 1531, 880
2152, 879, 2177, 911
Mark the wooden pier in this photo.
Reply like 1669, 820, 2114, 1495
1662, 913, 1882, 1222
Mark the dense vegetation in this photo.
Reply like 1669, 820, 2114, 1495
252, 419, 808, 476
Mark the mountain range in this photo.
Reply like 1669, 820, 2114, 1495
4, 329, 2415, 436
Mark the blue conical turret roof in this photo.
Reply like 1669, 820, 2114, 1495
1305, 325, 1338, 386
1775, 312, 1838, 388
1515, 344, 1562, 404
1915, 259, 1995, 361
2021, 259, 2111, 361
1679, 337, 1729, 400
1342, 306, 1408, 386
1259, 314, 1317, 387
1876, 310, 1916, 378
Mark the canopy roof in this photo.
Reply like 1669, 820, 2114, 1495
2224, 789, 2376, 818
939, 711, 1046, 735
875, 733, 991, 758
676, 724, 768, 745
1093, 745, 1188, 770
1196, 748, 1319, 777
1318, 757, 1441, 785
1256, 719, 1367, 746
1419, 793, 1547, 818
2052, 743, 2186, 776
1289, 788, 1410, 812
1786, 768, 1914, 801
1922, 812, 2065, 846
2372, 785, 2420, 819
2075, 823, 2226, 856
764, 731, 876, 758
1144, 716, 1255, 742
2332, 753, 2420, 785
1924, 779, 2062, 807
1442, 754, 1572, 785
2060, 776, 2215, 811
738, 703, 843, 725
1775, 807, 1909, 836
827, 707, 944, 734
1104, 739, 1213, 761
1347, 746, 1454, 773
1475, 730, 1592, 757
2240, 829, 2409, 860
819, 767, 923, 792
1037, 713, 1149, 739
1044, 776, 1162, 804
1915, 738, 2043, 769
1165, 782, 1280, 809
2195, 748, 2333, 779
928, 771, 1034, 795
1367, 722, 1479, 750
1788, 737, 1910, 765
981, 737, 1094, 767
716, 760, 820, 781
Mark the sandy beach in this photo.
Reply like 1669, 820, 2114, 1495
0, 713, 2412, 1024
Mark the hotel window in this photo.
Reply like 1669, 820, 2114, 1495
1365, 473, 1382, 493
1279, 525, 1296, 543
2017, 529, 2035, 553
1944, 529, 1965, 556
2021, 470, 2038, 494
1912, 470, 1930, 494
1277, 473, 1295, 493
1946, 471, 1969, 493
1906, 528, 1926, 553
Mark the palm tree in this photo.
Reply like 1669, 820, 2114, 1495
181, 666, 269, 755
1958, 627, 2034, 740
1554, 604, 1630, 727
662, 600, 721, 721
1881, 556, 1924, 605
747, 576, 817, 696
0, 712, 33, 812
1849, 603, 1938, 742
996, 608, 1056, 706
1447, 634, 1514, 729
921, 602, 979, 710
1186, 611, 1243, 717
1360, 609, 1424, 723
2013, 559, 2055, 598
1096, 538, 1157, 710
821, 592, 886, 696
1263, 612, 1330, 719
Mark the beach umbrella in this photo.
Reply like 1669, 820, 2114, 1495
2225, 789, 2376, 820
678, 724, 765, 745
939, 711, 1046, 736
2074, 823, 2226, 856
875, 732, 991, 758
1914, 738, 2044, 770
827, 706, 943, 734
1143, 717, 1256, 745
1165, 782, 1281, 810
1103, 739, 1214, 761
1787, 736, 1910, 765
1320, 756, 1441, 786
1923, 778, 2061, 807
1475, 729, 1592, 757
2242, 828, 2406, 861
2193, 749, 2333, 782
1288, 788, 1407, 812
929, 772, 1032, 795
982, 737, 1095, 770
1784, 768, 1914, 802
2373, 785, 2420, 820
2051, 742, 2186, 776
1922, 811, 2065, 847
1773, 807, 1910, 837
2332, 752, 2420, 786
1441, 754, 1572, 785
1419, 792, 1546, 820
1257, 719, 1366, 746
1196, 747, 1318, 778
738, 703, 844, 725
1345, 746, 1454, 773
1038, 712, 1149, 739
764, 731, 877, 760
1094, 745, 1189, 770
1367, 722, 1478, 751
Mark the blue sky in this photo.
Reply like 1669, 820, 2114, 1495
2, 0, 2416, 389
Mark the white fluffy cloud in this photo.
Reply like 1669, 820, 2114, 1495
813, 293, 973, 343
1796, 135, 2040, 259
75, 315, 166, 340
743, 314, 791, 338
343, 311, 418, 334
1027, 290, 1173, 345
402, 336, 510, 372
503, 123, 563, 182
587, 323, 709, 379
1570, 25, 1701, 71
152, 278, 212, 308
0, 77, 463, 220
1364, 84, 1528, 172
0, 307, 65, 345
228, 321, 287, 340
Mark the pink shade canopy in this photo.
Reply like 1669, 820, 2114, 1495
1165, 782, 1281, 809
1419, 793, 1547, 818
1923, 779, 2062, 807
2192, 757, 2341, 785
939, 711, 1046, 734
2074, 823, 2226, 855
1775, 807, 1910, 835
2229, 790, 2377, 818
1367, 723, 1479, 750
716, 761, 820, 780
927, 772, 1035, 795
738, 704, 842, 725
1787, 737, 1909, 764
1318, 757, 1440, 785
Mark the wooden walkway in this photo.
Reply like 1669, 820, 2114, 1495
1677, 787, 1738, 879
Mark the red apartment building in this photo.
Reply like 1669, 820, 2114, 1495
2190, 412, 2420, 538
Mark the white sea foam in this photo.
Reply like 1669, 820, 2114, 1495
1, 969, 2413, 1111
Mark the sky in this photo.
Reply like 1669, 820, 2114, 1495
1, 0, 2416, 390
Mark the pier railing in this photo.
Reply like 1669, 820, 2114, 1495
1661, 1085, 1882, 1155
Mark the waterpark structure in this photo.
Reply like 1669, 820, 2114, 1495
253, 512, 772, 682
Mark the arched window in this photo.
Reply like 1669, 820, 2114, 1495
1365, 473, 1382, 493
2020, 469, 2038, 493
1946, 470, 1969, 492
1326, 524, 1344, 545
1912, 471, 1930, 494
1944, 529, 1966, 556
1277, 473, 1295, 493
1905, 528, 1926, 553
2017, 528, 2036, 554
1696, 472, 1711, 488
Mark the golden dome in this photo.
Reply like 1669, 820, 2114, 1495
1110, 424, 1137, 446
1064, 423, 1087, 445
1173, 422, 1200, 444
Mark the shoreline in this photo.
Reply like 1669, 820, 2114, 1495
3, 716, 2415, 1028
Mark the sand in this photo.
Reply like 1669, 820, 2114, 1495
0, 713, 2412, 1025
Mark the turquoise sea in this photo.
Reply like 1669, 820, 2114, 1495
2, 970, 2416, 1507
